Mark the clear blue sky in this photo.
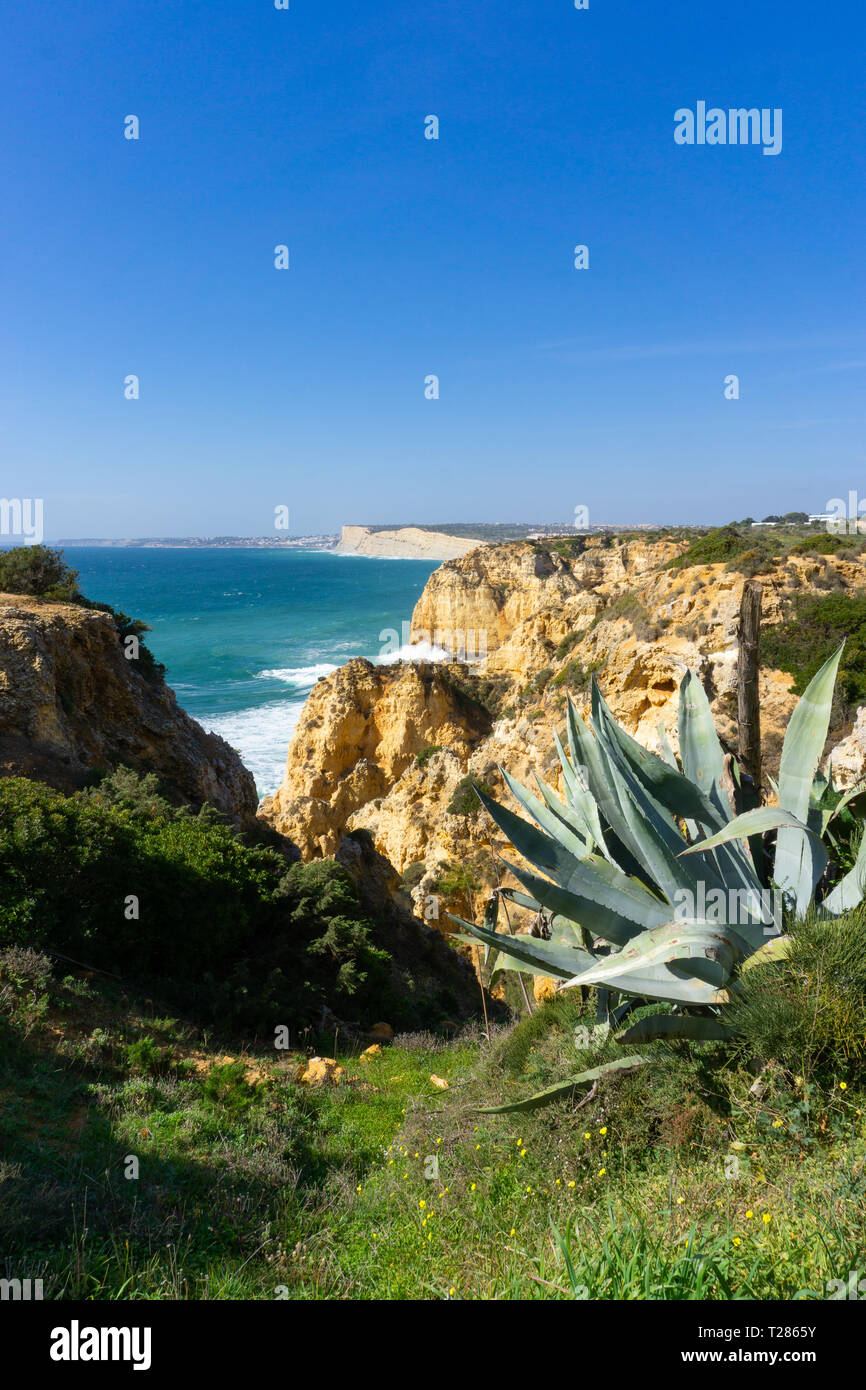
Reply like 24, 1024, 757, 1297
1, 1, 864, 538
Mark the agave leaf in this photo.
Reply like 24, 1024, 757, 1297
822, 831, 866, 914
593, 682, 729, 833
536, 771, 608, 860
680, 806, 823, 854
501, 854, 670, 947
777, 645, 845, 819
656, 723, 679, 770
615, 1014, 735, 1044
823, 781, 866, 834
451, 931, 547, 976
739, 935, 793, 971
775, 645, 845, 912
590, 736, 712, 903
562, 920, 741, 1005
501, 887, 542, 912
553, 727, 581, 804
678, 668, 729, 821
497, 768, 591, 861
475, 1055, 651, 1114
448, 915, 597, 979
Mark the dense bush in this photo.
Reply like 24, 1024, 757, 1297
446, 776, 495, 816
0, 772, 448, 1033
666, 525, 750, 570
727, 910, 866, 1084
761, 592, 866, 704
0, 545, 80, 599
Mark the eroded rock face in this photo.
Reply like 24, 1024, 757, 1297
260, 538, 866, 900
260, 658, 492, 856
0, 594, 258, 826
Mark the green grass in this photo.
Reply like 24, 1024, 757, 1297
3, 966, 864, 1300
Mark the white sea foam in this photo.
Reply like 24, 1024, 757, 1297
375, 642, 449, 664
256, 663, 338, 686
204, 700, 304, 798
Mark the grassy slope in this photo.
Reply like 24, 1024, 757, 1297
2, 973, 864, 1301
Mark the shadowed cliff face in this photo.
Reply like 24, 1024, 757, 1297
0, 594, 258, 827
260, 536, 866, 895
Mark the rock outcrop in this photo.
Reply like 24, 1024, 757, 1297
260, 658, 492, 856
334, 525, 485, 561
261, 536, 866, 928
0, 594, 258, 826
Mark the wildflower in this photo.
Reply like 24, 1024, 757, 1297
509, 1228, 516, 1236
733, 1237, 742, 1247
599, 1126, 607, 1136
746, 1210, 754, 1219
583, 1132, 590, 1140
475, 1144, 481, 1151
840, 1081, 848, 1091
419, 1200, 426, 1210
762, 1213, 772, 1224
568, 1181, 575, 1189
598, 1168, 606, 1177
520, 1149, 527, 1158
436, 1138, 442, 1145
356, 1185, 362, 1193
772, 1119, 783, 1129
555, 1179, 561, 1186
470, 1183, 476, 1191
676, 1196, 684, 1204
449, 1287, 456, 1297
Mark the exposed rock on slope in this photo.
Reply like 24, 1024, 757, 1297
0, 594, 257, 826
334, 525, 485, 560
260, 658, 492, 856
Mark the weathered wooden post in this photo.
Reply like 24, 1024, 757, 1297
737, 579, 763, 803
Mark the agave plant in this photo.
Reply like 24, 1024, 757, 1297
454, 643, 865, 1111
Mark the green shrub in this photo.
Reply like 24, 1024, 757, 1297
202, 1060, 257, 1112
666, 526, 750, 570
123, 1036, 174, 1077
761, 592, 866, 704
0, 773, 467, 1034
0, 545, 79, 600
727, 909, 866, 1084
446, 777, 495, 816
401, 861, 427, 891
793, 534, 855, 556
415, 745, 442, 768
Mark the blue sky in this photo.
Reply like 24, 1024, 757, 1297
1, 0, 864, 538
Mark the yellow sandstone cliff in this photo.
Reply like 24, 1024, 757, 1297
0, 593, 258, 826
260, 536, 866, 919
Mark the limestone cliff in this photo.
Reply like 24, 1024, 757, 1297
261, 536, 866, 923
260, 658, 492, 856
0, 594, 258, 826
334, 525, 485, 561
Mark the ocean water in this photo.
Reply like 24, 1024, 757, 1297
68, 548, 440, 798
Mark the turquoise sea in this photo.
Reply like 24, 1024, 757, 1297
68, 548, 439, 798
